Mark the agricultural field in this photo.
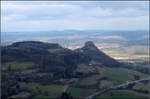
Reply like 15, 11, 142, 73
19, 82, 93, 98
19, 82, 65, 98
3, 62, 35, 70
75, 65, 148, 86
96, 90, 149, 99
76, 74, 102, 86
100, 44, 149, 60
75, 64, 96, 74
103, 68, 148, 83
66, 86, 92, 98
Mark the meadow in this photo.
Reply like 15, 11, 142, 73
19, 82, 65, 98
3, 62, 35, 70
96, 90, 148, 99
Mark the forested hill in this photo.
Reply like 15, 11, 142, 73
2, 41, 121, 74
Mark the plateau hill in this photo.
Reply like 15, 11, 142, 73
2, 41, 121, 74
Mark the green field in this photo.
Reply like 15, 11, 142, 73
4, 62, 35, 70
19, 82, 65, 98
96, 90, 148, 99
104, 68, 148, 83
76, 66, 148, 86
19, 82, 92, 98
75, 64, 95, 73
66, 86, 92, 98
77, 74, 102, 86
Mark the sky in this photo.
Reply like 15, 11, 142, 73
1, 1, 149, 32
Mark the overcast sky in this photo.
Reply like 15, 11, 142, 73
1, 1, 149, 32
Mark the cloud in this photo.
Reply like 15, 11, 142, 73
2, 3, 73, 10
1, 1, 149, 32
2, 14, 25, 22
88, 7, 113, 17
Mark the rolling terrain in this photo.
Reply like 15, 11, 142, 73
1, 41, 149, 99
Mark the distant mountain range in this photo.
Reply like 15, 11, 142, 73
1, 30, 149, 46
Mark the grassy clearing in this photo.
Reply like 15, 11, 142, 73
95, 67, 109, 74
104, 68, 132, 83
96, 90, 148, 99
76, 65, 148, 86
94, 67, 131, 84
77, 74, 102, 86
66, 87, 91, 98
99, 80, 113, 89
104, 68, 148, 84
19, 82, 92, 98
4, 62, 35, 70
75, 64, 95, 73
19, 82, 65, 98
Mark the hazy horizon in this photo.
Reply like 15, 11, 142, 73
1, 29, 149, 33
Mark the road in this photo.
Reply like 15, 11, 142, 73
86, 78, 150, 99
